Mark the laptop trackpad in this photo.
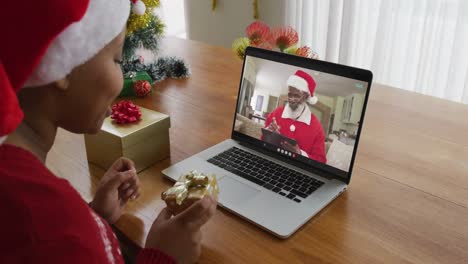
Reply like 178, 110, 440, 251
218, 176, 260, 205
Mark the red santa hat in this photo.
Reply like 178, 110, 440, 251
0, 0, 130, 142
286, 70, 318, 105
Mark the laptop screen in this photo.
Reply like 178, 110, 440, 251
233, 48, 371, 180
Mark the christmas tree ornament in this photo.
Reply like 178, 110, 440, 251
123, 0, 190, 89
119, 71, 152, 97
111, 100, 142, 124
132, 0, 146, 16
134, 80, 151, 97
126, 0, 161, 34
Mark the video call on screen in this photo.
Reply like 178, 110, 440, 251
234, 56, 368, 173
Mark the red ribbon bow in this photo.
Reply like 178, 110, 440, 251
111, 100, 142, 124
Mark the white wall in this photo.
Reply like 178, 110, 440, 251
316, 94, 335, 112
159, 0, 186, 37
332, 96, 359, 135
243, 56, 257, 84
250, 72, 284, 114
333, 96, 345, 132
184, 0, 285, 48
251, 88, 280, 114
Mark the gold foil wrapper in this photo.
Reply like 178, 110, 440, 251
162, 170, 219, 214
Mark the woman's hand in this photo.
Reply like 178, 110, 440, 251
145, 196, 217, 264
90, 157, 140, 224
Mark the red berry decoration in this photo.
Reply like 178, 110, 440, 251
111, 100, 142, 124
134, 80, 151, 97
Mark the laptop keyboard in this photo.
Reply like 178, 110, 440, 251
207, 147, 324, 203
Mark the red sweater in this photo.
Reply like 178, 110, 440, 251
265, 106, 327, 163
0, 144, 175, 264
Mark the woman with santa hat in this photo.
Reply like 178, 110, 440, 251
0, 1, 216, 263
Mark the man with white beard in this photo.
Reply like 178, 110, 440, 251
264, 70, 327, 163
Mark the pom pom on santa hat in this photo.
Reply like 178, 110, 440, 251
286, 70, 318, 105
0, 0, 130, 139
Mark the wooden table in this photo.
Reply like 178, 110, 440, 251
47, 37, 468, 263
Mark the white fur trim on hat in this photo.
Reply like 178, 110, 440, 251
307, 95, 318, 105
287, 75, 309, 94
24, 0, 130, 87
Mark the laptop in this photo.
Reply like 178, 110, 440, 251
162, 46, 373, 238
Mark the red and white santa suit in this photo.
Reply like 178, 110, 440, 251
264, 70, 327, 163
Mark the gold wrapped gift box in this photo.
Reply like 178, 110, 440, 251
162, 170, 219, 215
84, 106, 170, 172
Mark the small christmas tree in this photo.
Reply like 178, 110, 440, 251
121, 0, 190, 97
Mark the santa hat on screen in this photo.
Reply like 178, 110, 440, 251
286, 70, 318, 105
0, 0, 130, 143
